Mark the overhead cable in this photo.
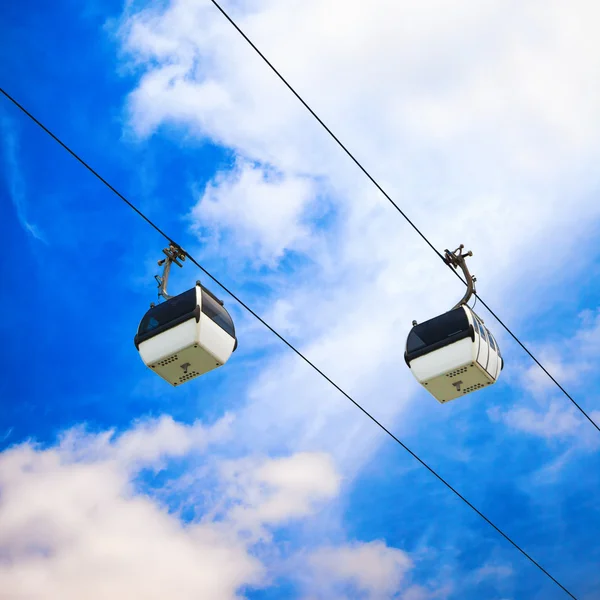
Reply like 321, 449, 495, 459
0, 86, 578, 599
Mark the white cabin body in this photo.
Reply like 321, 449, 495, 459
404, 306, 503, 403
134, 284, 237, 386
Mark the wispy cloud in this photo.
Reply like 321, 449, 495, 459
490, 306, 600, 445
0, 115, 45, 242
488, 401, 584, 441
521, 307, 600, 396
470, 561, 514, 585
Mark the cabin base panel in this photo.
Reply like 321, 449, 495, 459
421, 361, 495, 403
148, 344, 223, 386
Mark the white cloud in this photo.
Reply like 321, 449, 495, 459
519, 307, 600, 398
117, 0, 600, 415
120, 0, 600, 183
116, 0, 600, 517
47, 414, 234, 474
490, 306, 600, 444
489, 401, 583, 440
0, 417, 349, 599
302, 541, 413, 600
10, 1, 600, 595
489, 402, 600, 454
191, 159, 319, 266
217, 452, 341, 540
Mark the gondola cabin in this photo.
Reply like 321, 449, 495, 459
404, 306, 503, 403
134, 282, 237, 386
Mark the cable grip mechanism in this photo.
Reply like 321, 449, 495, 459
154, 242, 186, 302
443, 244, 477, 310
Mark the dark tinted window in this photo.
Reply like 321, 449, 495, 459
202, 290, 235, 338
491, 333, 501, 356
487, 329, 496, 350
138, 288, 197, 335
406, 308, 469, 353
478, 321, 486, 339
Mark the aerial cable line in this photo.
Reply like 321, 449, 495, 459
0, 87, 578, 599
206, 0, 600, 434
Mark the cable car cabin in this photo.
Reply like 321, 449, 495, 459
404, 306, 503, 403
134, 283, 237, 386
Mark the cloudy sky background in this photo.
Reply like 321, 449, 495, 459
2, 0, 600, 598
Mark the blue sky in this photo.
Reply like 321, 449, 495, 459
2, 1, 600, 599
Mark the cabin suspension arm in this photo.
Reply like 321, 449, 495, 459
444, 244, 477, 310
155, 243, 186, 301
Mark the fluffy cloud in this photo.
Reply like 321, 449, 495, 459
191, 159, 319, 266
114, 6, 600, 591
121, 0, 600, 186
7, 1, 600, 596
0, 417, 348, 599
55, 414, 234, 468
303, 541, 413, 599
117, 0, 600, 402
214, 452, 341, 542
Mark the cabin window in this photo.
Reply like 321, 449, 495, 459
478, 321, 486, 339
201, 290, 235, 338
487, 330, 496, 350
138, 288, 197, 335
491, 333, 501, 356
406, 308, 469, 353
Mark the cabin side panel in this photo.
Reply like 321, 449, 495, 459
199, 315, 235, 364
138, 319, 200, 365
409, 338, 474, 382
